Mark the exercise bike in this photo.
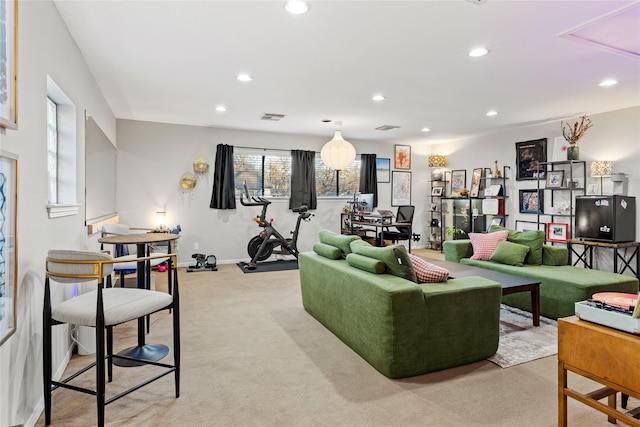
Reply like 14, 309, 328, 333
240, 182, 313, 270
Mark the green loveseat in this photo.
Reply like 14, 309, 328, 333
443, 237, 639, 320
299, 244, 503, 379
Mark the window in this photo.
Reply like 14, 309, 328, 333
47, 97, 58, 204
234, 148, 360, 198
46, 76, 78, 218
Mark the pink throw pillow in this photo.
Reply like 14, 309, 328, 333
469, 230, 509, 260
408, 254, 449, 283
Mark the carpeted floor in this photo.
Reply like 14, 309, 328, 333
36, 250, 638, 426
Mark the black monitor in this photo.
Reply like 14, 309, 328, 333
357, 193, 374, 213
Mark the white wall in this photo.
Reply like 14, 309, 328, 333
114, 119, 430, 265
0, 2, 116, 426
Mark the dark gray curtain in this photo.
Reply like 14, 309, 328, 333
289, 150, 317, 210
359, 153, 378, 207
210, 144, 236, 209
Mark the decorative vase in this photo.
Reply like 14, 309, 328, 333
567, 145, 579, 161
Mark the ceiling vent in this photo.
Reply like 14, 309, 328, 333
375, 125, 400, 131
261, 113, 286, 121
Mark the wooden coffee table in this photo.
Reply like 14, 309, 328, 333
431, 260, 541, 326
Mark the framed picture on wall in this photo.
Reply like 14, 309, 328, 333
394, 145, 411, 169
519, 189, 544, 213
450, 169, 466, 194
547, 222, 569, 243
376, 158, 390, 183
515, 138, 547, 181
392, 171, 411, 206
0, 151, 18, 346
0, 0, 18, 129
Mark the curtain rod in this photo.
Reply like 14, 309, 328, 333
234, 145, 320, 154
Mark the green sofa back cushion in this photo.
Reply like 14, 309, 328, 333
318, 230, 361, 256
313, 242, 343, 260
490, 240, 530, 267
346, 253, 386, 274
488, 224, 544, 265
350, 240, 417, 282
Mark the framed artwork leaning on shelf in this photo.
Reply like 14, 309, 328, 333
546, 170, 564, 188
451, 169, 466, 193
470, 168, 483, 197
431, 186, 443, 196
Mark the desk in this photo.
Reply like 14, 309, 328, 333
558, 316, 640, 426
349, 220, 413, 252
567, 239, 640, 279
98, 232, 180, 366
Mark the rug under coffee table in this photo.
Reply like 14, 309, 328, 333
430, 260, 541, 326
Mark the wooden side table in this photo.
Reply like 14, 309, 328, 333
558, 316, 640, 426
566, 239, 640, 280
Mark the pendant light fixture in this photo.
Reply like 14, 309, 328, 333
320, 121, 356, 170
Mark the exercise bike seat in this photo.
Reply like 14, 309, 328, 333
292, 205, 308, 213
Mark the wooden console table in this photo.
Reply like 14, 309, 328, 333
566, 239, 640, 280
558, 316, 640, 426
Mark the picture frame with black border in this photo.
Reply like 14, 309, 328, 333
515, 138, 547, 181
450, 169, 466, 194
376, 158, 390, 183
391, 170, 411, 206
431, 186, 443, 196
547, 222, 568, 243
394, 145, 411, 169
545, 170, 564, 188
519, 189, 544, 213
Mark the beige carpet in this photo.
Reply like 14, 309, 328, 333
37, 250, 638, 426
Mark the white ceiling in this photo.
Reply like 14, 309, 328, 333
53, 0, 640, 144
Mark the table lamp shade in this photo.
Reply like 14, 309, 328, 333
428, 155, 447, 168
590, 161, 612, 177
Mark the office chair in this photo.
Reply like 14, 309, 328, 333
378, 205, 415, 248
43, 249, 180, 426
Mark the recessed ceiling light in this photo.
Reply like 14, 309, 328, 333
285, 1, 309, 15
469, 48, 489, 57
215, 106, 227, 112
486, 110, 498, 116
372, 94, 385, 101
421, 127, 431, 132
599, 79, 618, 87
236, 73, 253, 82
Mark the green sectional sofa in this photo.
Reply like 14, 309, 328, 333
444, 238, 639, 320
299, 243, 503, 379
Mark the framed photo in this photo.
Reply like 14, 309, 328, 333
550, 136, 569, 162
547, 222, 569, 243
0, 151, 18, 346
470, 168, 483, 197
515, 138, 547, 181
376, 158, 390, 183
0, 0, 17, 129
490, 217, 503, 227
394, 145, 411, 169
450, 169, 466, 194
545, 170, 564, 188
587, 183, 598, 195
515, 220, 545, 233
392, 171, 411, 206
431, 186, 443, 196
519, 189, 544, 213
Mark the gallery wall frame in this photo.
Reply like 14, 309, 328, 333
515, 220, 545, 233
391, 170, 411, 206
450, 169, 466, 194
515, 138, 547, 181
0, 0, 18, 129
394, 145, 411, 169
519, 189, 544, 213
547, 222, 569, 243
376, 158, 390, 183
0, 151, 18, 346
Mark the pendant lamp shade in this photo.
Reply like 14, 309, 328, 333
321, 130, 356, 170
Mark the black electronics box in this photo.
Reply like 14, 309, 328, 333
575, 195, 636, 242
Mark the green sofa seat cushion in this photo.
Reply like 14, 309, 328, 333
460, 258, 639, 319
318, 229, 361, 256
